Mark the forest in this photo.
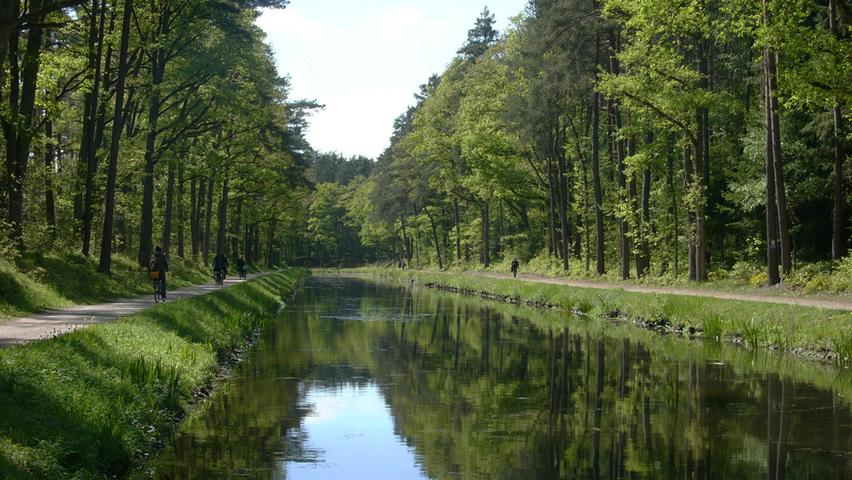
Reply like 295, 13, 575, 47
0, 0, 850, 289
291, 0, 851, 290
0, 0, 309, 275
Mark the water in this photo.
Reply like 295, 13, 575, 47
151, 275, 852, 479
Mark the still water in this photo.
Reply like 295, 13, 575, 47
152, 275, 852, 479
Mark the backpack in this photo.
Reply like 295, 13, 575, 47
149, 257, 158, 272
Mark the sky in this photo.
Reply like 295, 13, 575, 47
257, 0, 528, 159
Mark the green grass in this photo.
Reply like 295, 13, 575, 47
0, 269, 307, 479
383, 253, 852, 302
0, 252, 269, 321
357, 268, 852, 363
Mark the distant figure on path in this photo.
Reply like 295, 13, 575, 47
510, 259, 519, 278
150, 246, 169, 298
213, 252, 229, 280
399, 260, 406, 270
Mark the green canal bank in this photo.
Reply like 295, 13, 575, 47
352, 269, 852, 363
0, 269, 306, 479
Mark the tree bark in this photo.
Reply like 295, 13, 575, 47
684, 145, 696, 281
554, 120, 570, 271
177, 161, 185, 258
764, 68, 781, 286
137, 5, 171, 266
215, 175, 229, 255
97, 0, 132, 273
231, 198, 242, 260
453, 196, 462, 264
424, 204, 443, 269
481, 202, 490, 268
763, 4, 791, 275
4, 0, 44, 250
829, 0, 846, 260
80, 0, 107, 256
44, 119, 57, 229
162, 158, 176, 254
667, 146, 680, 276
203, 175, 214, 264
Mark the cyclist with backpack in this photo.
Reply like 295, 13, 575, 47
212, 252, 229, 286
149, 246, 169, 301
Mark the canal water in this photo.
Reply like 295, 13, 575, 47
151, 275, 852, 479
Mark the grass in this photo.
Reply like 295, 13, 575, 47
356, 268, 852, 363
0, 268, 307, 480
0, 252, 269, 321
381, 252, 852, 302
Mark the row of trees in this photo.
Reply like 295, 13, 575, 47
1, 0, 312, 272
293, 1, 850, 285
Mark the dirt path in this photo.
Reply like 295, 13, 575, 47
454, 272, 852, 312
0, 272, 269, 346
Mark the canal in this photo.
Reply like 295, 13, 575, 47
151, 274, 852, 479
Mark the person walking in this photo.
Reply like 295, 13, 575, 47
510, 258, 520, 278
149, 246, 169, 299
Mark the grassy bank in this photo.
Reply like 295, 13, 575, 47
360, 269, 852, 363
0, 253, 218, 320
380, 254, 852, 302
0, 269, 306, 479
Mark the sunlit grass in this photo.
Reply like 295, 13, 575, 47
0, 253, 219, 320
354, 268, 852, 363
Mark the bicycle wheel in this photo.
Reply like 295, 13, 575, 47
153, 280, 161, 303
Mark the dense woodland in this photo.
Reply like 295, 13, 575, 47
1, 0, 850, 288
290, 1, 851, 289
0, 0, 310, 273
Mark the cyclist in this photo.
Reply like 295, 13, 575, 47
149, 246, 169, 299
236, 257, 248, 279
212, 252, 229, 285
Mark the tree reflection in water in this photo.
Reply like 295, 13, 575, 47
152, 276, 852, 479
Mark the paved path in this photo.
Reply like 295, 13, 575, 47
454, 272, 852, 312
0, 273, 268, 346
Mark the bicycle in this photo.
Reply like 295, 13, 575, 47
150, 271, 165, 303
214, 269, 225, 287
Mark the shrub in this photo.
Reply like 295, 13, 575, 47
748, 272, 768, 287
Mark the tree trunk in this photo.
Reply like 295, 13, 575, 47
203, 175, 214, 264
97, 0, 132, 273
44, 119, 57, 229
547, 156, 556, 257
667, 147, 680, 276
453, 196, 462, 264
177, 161, 185, 258
556, 136, 570, 272
481, 202, 490, 268
764, 59, 781, 286
639, 166, 652, 277
829, 0, 846, 260
266, 218, 276, 267
424, 204, 443, 269
231, 198, 242, 260
161, 158, 175, 254
592, 91, 605, 275
215, 175, 229, 255
763, 5, 791, 275
137, 7, 171, 267
4, 0, 44, 250
684, 145, 696, 281
80, 0, 107, 257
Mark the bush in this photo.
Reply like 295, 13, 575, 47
830, 254, 852, 292
804, 273, 833, 294
748, 272, 768, 287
